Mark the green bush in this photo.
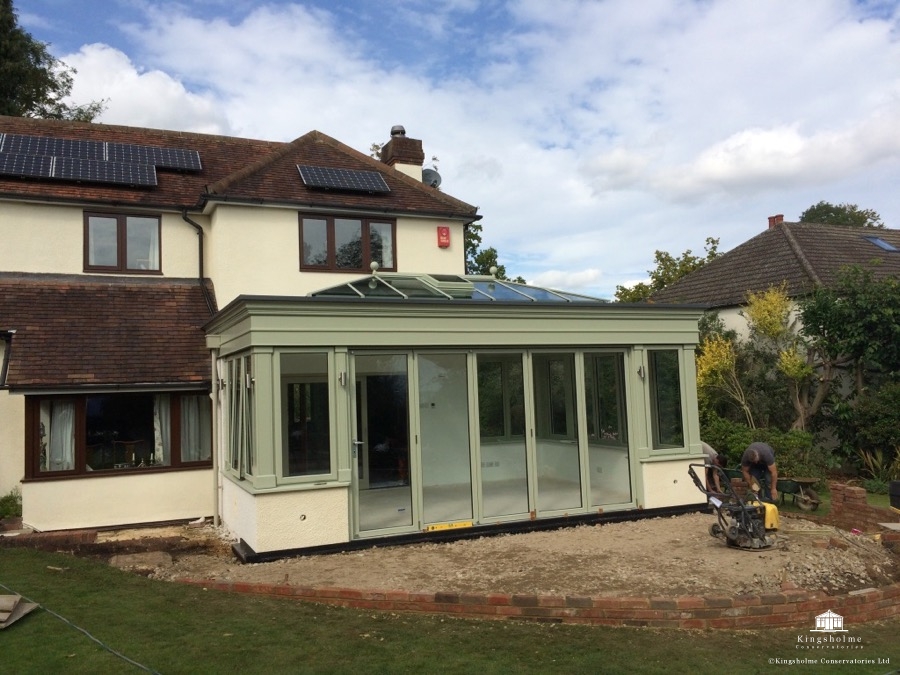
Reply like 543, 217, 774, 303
0, 487, 22, 519
863, 478, 890, 495
700, 414, 832, 482
833, 382, 900, 460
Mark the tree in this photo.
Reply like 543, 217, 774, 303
614, 237, 721, 302
696, 333, 756, 428
798, 201, 884, 229
800, 264, 900, 391
464, 223, 524, 281
0, 0, 104, 120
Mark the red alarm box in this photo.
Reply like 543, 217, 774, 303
437, 226, 451, 248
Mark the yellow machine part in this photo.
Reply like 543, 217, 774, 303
746, 497, 780, 531
762, 501, 780, 531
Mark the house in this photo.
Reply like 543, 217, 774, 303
1, 115, 705, 558
651, 215, 900, 336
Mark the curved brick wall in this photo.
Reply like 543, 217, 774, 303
177, 579, 900, 629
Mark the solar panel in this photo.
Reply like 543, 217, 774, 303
298, 165, 390, 193
1, 134, 105, 160
0, 134, 201, 170
107, 143, 202, 171
0, 152, 53, 179
54, 157, 157, 186
0, 133, 201, 186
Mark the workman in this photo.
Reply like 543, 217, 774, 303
740, 442, 778, 503
701, 441, 728, 493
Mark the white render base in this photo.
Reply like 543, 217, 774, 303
0, 391, 24, 496
221, 479, 350, 553
22, 469, 214, 531
639, 458, 703, 509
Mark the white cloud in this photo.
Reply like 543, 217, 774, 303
531, 268, 603, 294
63, 44, 229, 134
44, 0, 900, 298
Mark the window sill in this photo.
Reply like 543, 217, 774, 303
24, 464, 213, 481
224, 472, 349, 494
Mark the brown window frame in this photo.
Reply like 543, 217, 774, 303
24, 392, 212, 480
299, 214, 397, 272
83, 211, 163, 274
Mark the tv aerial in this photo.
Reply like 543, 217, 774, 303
422, 168, 442, 188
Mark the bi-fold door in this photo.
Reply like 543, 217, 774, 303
350, 350, 632, 538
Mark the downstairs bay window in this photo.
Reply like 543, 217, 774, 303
27, 392, 211, 478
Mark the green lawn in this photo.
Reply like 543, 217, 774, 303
776, 483, 895, 517
1, 548, 898, 674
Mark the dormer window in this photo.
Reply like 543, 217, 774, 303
84, 212, 161, 273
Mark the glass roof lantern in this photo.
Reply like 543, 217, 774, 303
310, 272, 608, 303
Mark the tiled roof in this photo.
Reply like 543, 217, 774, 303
651, 223, 900, 308
0, 273, 214, 389
0, 116, 478, 220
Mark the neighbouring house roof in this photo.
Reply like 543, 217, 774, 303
0, 116, 479, 221
0, 273, 214, 390
651, 222, 900, 308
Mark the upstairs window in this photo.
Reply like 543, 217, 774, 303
85, 212, 161, 273
300, 215, 395, 272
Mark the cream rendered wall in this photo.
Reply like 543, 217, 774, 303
22, 469, 213, 531
221, 478, 349, 553
716, 303, 802, 342
2, 202, 86, 273
221, 479, 257, 546
397, 217, 465, 275
204, 205, 467, 307
0, 202, 201, 277
0, 391, 24, 496
393, 164, 422, 180
639, 458, 703, 509
719, 307, 749, 340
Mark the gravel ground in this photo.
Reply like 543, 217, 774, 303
109, 512, 900, 598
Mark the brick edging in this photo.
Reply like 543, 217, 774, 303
175, 578, 900, 629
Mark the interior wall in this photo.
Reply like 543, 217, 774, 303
479, 442, 527, 482
588, 445, 632, 506
419, 354, 470, 487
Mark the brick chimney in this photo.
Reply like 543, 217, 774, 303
767, 214, 784, 229
380, 125, 425, 180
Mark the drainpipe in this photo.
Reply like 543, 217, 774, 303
0, 330, 16, 387
181, 210, 216, 316
182, 211, 219, 526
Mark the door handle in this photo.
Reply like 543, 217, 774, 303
351, 439, 363, 457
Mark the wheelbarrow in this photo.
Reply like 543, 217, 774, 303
778, 477, 821, 511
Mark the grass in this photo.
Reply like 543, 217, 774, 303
1, 548, 898, 674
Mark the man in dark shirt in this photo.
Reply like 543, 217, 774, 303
741, 442, 778, 503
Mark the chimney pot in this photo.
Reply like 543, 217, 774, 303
380, 126, 424, 174
768, 214, 784, 228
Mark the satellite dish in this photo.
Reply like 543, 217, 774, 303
422, 168, 442, 188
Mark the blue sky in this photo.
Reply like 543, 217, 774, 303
17, 0, 900, 298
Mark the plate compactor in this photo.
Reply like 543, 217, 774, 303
688, 463, 779, 550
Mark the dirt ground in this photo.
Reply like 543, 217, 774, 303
107, 511, 900, 598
